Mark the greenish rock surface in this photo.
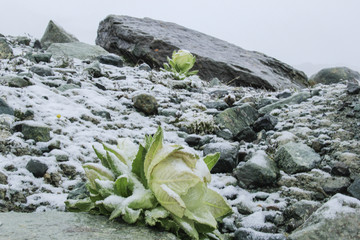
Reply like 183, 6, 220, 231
274, 142, 320, 174
57, 84, 81, 92
215, 103, 259, 137
30, 65, 55, 77
258, 91, 311, 115
0, 212, 178, 240
0, 38, 13, 59
21, 123, 51, 142
41, 20, 79, 49
288, 194, 360, 240
84, 61, 102, 78
1, 75, 32, 88
309, 67, 360, 86
0, 98, 14, 115
132, 93, 158, 115
47, 42, 109, 60
234, 150, 279, 188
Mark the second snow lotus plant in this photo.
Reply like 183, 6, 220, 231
163, 49, 199, 80
65, 126, 232, 240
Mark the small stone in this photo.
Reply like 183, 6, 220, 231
347, 178, 360, 200
57, 84, 80, 92
234, 126, 257, 142
215, 128, 233, 140
132, 93, 158, 115
60, 164, 77, 178
347, 82, 360, 95
0, 38, 13, 59
85, 61, 102, 78
33, 39, 42, 49
253, 114, 278, 132
185, 135, 202, 147
138, 63, 151, 71
203, 141, 239, 173
209, 77, 221, 87
0, 98, 14, 115
30, 65, 55, 77
331, 162, 350, 177
26, 159, 48, 178
276, 89, 292, 99
16, 36, 31, 46
98, 53, 123, 67
95, 83, 106, 90
0, 171, 8, 184
4, 76, 32, 88
20, 123, 51, 142
33, 53, 52, 63
91, 110, 111, 121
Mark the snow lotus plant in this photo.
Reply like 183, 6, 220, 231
65, 126, 232, 240
163, 49, 199, 80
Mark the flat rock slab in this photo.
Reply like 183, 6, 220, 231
0, 212, 178, 240
96, 15, 308, 91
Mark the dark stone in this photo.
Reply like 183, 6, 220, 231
347, 82, 360, 95
253, 114, 278, 132
96, 15, 307, 90
0, 98, 14, 115
85, 61, 102, 78
4, 76, 32, 88
0, 171, 8, 184
26, 159, 48, 178
30, 65, 55, 77
21, 123, 51, 142
59, 164, 77, 178
331, 162, 350, 177
234, 150, 279, 188
347, 178, 360, 200
234, 126, 257, 142
184, 135, 202, 147
95, 83, 106, 90
276, 89, 292, 99
97, 53, 123, 67
257, 97, 278, 109
33, 39, 42, 49
215, 103, 259, 137
33, 53, 52, 63
132, 94, 158, 115
203, 142, 239, 173
138, 63, 151, 71
309, 67, 360, 86
14, 109, 34, 121
40, 20, 79, 49
16, 36, 31, 46
0, 38, 13, 59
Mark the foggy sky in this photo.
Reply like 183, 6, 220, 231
1, 0, 359, 75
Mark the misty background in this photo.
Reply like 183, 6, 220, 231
1, 0, 359, 76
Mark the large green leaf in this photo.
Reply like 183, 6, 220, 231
204, 188, 232, 220
114, 175, 131, 197
92, 146, 110, 169
131, 144, 148, 188
203, 153, 220, 171
144, 126, 163, 178
172, 214, 199, 240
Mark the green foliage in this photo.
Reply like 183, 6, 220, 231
162, 50, 199, 80
65, 126, 232, 240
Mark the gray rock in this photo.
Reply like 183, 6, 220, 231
258, 92, 311, 115
209, 77, 221, 87
204, 101, 229, 111
1, 75, 32, 88
0, 98, 14, 115
331, 161, 351, 177
274, 142, 320, 174
21, 123, 51, 142
284, 200, 321, 221
215, 103, 259, 137
216, 128, 233, 140
235, 228, 286, 240
203, 141, 239, 173
33, 53, 52, 63
288, 194, 360, 240
132, 94, 158, 115
26, 159, 48, 178
138, 63, 151, 71
57, 83, 81, 92
184, 134, 202, 147
253, 115, 278, 132
309, 67, 360, 86
0, 171, 8, 184
91, 110, 111, 121
276, 90, 292, 99
347, 178, 360, 200
347, 82, 360, 95
97, 53, 124, 67
47, 42, 109, 60
234, 126, 257, 142
84, 61, 102, 78
96, 15, 307, 90
40, 20, 79, 49
30, 65, 55, 77
0, 38, 13, 59
59, 163, 77, 178
234, 150, 279, 188
16, 36, 31, 46
321, 176, 350, 194
0, 212, 178, 240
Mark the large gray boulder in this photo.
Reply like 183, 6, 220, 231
0, 212, 178, 240
41, 20, 79, 49
289, 194, 360, 240
96, 15, 307, 90
309, 67, 360, 86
